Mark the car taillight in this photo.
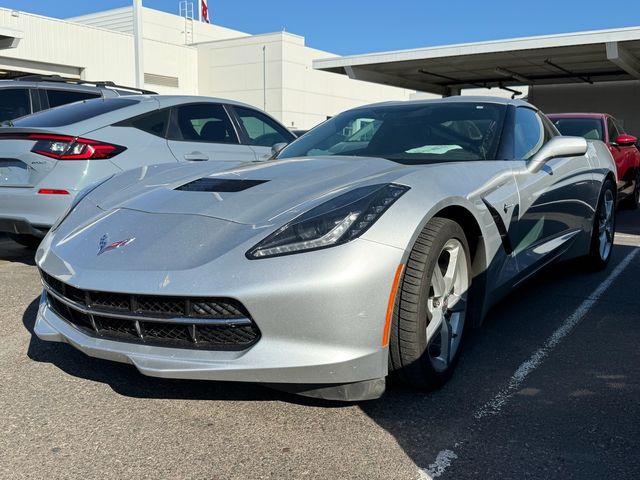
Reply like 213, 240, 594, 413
27, 134, 126, 160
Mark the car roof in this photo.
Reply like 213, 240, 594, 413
353, 95, 536, 111
547, 113, 609, 119
151, 95, 261, 110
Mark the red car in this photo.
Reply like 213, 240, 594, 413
548, 113, 640, 209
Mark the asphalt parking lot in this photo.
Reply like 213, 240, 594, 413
1, 211, 639, 480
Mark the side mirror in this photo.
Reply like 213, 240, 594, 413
614, 134, 637, 147
528, 136, 588, 173
270, 142, 288, 159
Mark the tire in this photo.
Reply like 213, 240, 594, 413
389, 217, 472, 390
585, 179, 616, 271
8, 233, 42, 249
620, 171, 639, 210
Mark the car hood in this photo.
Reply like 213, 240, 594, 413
92, 156, 415, 226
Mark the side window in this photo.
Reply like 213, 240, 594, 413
130, 109, 170, 137
46, 89, 101, 108
234, 106, 293, 147
0, 88, 32, 121
514, 107, 544, 160
169, 103, 238, 144
607, 117, 620, 142
539, 113, 558, 142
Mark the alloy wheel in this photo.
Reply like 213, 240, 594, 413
598, 189, 615, 261
426, 238, 469, 372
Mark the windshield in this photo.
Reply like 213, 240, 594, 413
12, 98, 138, 128
278, 102, 507, 164
550, 117, 604, 141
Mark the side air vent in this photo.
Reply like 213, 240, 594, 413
176, 178, 268, 192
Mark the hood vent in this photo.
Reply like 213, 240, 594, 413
176, 178, 268, 193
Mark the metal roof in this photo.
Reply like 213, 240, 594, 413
313, 27, 640, 96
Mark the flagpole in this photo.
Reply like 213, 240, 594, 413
133, 0, 144, 88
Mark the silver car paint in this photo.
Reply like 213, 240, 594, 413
34, 97, 617, 389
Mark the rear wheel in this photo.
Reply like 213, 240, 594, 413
8, 233, 42, 249
585, 179, 615, 270
621, 171, 639, 210
389, 217, 471, 390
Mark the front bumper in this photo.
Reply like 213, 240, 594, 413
35, 238, 405, 394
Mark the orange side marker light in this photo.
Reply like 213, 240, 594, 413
382, 263, 405, 347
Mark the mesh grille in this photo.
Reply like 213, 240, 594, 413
40, 270, 260, 350
91, 291, 130, 311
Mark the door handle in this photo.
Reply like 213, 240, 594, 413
503, 203, 515, 213
184, 152, 209, 161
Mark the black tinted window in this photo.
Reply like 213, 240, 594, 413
552, 118, 603, 141
131, 109, 170, 137
234, 106, 293, 146
46, 89, 101, 108
169, 104, 238, 144
514, 108, 543, 160
0, 88, 32, 121
607, 117, 620, 142
13, 98, 138, 127
279, 102, 506, 164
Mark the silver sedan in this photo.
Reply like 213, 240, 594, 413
34, 97, 617, 401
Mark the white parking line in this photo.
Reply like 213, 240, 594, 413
419, 248, 640, 479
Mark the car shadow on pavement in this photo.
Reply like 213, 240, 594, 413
615, 209, 640, 236
357, 244, 640, 473
21, 297, 345, 407
0, 236, 37, 266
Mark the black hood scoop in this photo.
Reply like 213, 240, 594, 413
176, 178, 268, 192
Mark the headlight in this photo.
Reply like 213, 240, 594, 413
247, 183, 409, 259
50, 175, 114, 232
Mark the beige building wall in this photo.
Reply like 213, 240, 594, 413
0, 8, 198, 94
69, 7, 248, 45
0, 6, 413, 129
198, 32, 414, 130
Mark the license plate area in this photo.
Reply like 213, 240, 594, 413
0, 158, 30, 186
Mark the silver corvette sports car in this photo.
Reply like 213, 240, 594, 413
34, 97, 617, 401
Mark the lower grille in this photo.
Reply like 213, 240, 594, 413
41, 271, 260, 350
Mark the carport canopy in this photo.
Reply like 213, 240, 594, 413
313, 26, 640, 96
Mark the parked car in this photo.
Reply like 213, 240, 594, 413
0, 74, 154, 123
548, 113, 640, 208
34, 97, 616, 401
0, 95, 296, 247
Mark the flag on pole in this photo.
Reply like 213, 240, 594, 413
200, 0, 210, 23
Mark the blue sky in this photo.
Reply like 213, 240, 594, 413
4, 0, 639, 55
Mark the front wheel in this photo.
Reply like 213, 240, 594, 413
389, 217, 472, 390
585, 179, 616, 270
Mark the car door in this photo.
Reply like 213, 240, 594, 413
229, 105, 295, 160
607, 116, 637, 195
510, 107, 596, 275
166, 103, 257, 163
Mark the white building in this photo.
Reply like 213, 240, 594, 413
0, 6, 414, 129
